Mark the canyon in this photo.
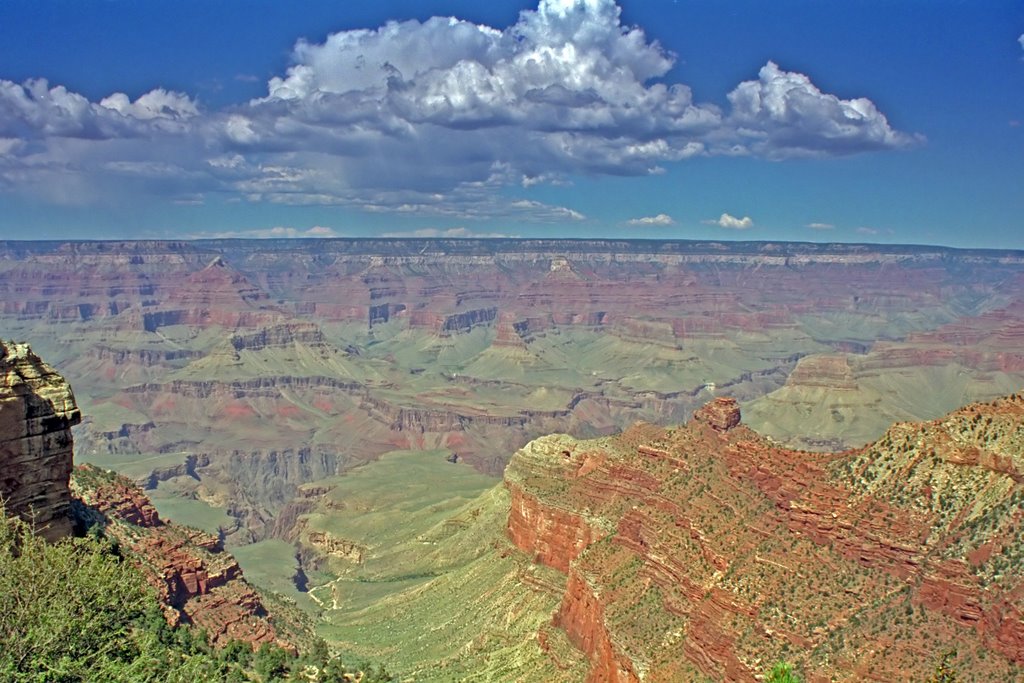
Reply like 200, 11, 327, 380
3, 239, 1023, 530
0, 339, 290, 651
308, 394, 1024, 681
3, 238, 1024, 679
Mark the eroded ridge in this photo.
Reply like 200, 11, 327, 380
505, 395, 1024, 682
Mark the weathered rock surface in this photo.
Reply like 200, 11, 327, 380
693, 396, 742, 432
73, 465, 281, 649
0, 340, 81, 540
505, 395, 1024, 682
4, 238, 1024, 569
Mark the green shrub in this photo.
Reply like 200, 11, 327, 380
928, 650, 959, 683
766, 661, 804, 683
0, 510, 232, 681
253, 642, 292, 682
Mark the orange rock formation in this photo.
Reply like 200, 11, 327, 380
505, 396, 1024, 681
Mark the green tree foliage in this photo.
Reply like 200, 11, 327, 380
319, 657, 349, 683
319, 657, 398, 683
0, 511, 240, 681
253, 642, 291, 682
0, 508, 400, 682
223, 638, 255, 668
0, 511, 153, 680
766, 661, 804, 683
360, 662, 398, 683
303, 637, 329, 670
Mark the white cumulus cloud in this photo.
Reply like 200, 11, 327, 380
0, 79, 198, 139
725, 61, 921, 158
99, 89, 198, 122
0, 0, 920, 221
807, 222, 834, 230
381, 227, 517, 238
187, 225, 340, 239
627, 213, 675, 226
705, 213, 754, 229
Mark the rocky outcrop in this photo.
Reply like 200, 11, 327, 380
142, 453, 211, 490
79, 471, 163, 527
0, 340, 81, 541
228, 322, 330, 353
73, 465, 281, 649
409, 306, 498, 335
693, 396, 742, 432
505, 396, 1024, 682
305, 530, 365, 564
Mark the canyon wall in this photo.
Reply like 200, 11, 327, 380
505, 395, 1024, 682
72, 465, 282, 648
4, 238, 1024, 574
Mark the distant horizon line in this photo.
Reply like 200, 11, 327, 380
3, 236, 1023, 257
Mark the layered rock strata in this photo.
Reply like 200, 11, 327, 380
4, 238, 1024, 565
73, 465, 281, 648
0, 340, 80, 540
506, 396, 1024, 682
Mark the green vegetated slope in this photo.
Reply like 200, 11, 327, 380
0, 511, 239, 682
300, 450, 498, 573
147, 485, 237, 534
0, 494, 327, 683
465, 326, 820, 396
746, 354, 1024, 450
232, 539, 308, 605
293, 451, 587, 681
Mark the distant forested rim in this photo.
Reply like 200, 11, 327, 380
1, 237, 1023, 260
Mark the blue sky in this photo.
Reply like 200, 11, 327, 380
1, 0, 1022, 247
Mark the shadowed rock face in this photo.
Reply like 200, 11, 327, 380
0, 340, 81, 541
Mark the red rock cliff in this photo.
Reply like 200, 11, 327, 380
73, 465, 281, 648
505, 396, 1024, 682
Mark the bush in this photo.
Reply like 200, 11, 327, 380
0, 512, 152, 680
253, 642, 292, 682
0, 510, 234, 681
766, 661, 804, 683
928, 650, 959, 683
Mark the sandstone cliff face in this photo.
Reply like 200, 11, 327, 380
505, 396, 1024, 682
0, 343, 281, 649
72, 465, 281, 648
0, 340, 81, 541
5, 238, 1024, 591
